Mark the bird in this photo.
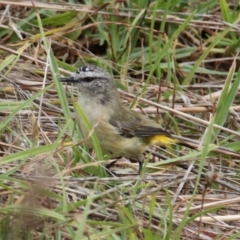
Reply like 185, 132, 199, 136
60, 65, 194, 173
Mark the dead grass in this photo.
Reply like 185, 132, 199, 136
0, 1, 240, 239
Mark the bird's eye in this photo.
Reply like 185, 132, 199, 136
83, 77, 95, 82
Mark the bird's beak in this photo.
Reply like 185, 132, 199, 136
60, 76, 77, 83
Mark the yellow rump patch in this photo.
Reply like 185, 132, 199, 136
144, 135, 179, 146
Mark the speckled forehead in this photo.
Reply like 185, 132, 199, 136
76, 66, 94, 73
74, 66, 106, 79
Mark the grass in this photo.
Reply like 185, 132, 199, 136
0, 0, 240, 239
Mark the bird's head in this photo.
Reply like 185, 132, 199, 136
60, 65, 116, 95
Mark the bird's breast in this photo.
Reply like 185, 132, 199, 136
76, 95, 113, 137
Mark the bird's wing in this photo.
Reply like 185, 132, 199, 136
110, 111, 172, 138
134, 126, 172, 137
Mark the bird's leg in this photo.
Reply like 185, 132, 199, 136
138, 154, 144, 173
138, 161, 143, 173
105, 156, 122, 174
106, 155, 144, 174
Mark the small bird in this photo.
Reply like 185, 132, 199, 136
60, 65, 193, 172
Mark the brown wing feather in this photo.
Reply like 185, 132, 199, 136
110, 109, 172, 138
135, 126, 172, 137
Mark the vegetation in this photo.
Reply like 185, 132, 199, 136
0, 0, 240, 239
